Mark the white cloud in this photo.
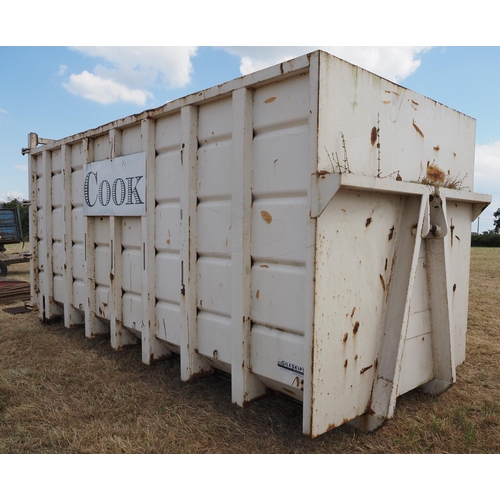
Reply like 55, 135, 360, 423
0, 190, 26, 203
63, 71, 152, 105
62, 46, 428, 106
62, 47, 197, 105
474, 141, 500, 190
57, 64, 68, 76
332, 47, 430, 82
0, 108, 8, 114
15, 165, 28, 172
222, 46, 431, 83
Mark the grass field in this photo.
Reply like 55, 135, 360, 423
0, 245, 499, 453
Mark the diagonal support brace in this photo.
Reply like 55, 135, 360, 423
421, 191, 455, 394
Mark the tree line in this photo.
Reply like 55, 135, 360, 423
470, 206, 500, 247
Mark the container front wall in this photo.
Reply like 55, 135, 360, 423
302, 52, 485, 437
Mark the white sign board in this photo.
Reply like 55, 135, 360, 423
83, 152, 146, 216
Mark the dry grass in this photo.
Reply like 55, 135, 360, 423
0, 247, 499, 454
418, 163, 468, 190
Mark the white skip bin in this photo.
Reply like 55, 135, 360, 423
25, 50, 491, 437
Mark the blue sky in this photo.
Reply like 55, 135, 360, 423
1, 45, 499, 231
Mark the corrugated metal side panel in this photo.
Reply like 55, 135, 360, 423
28, 51, 314, 341
28, 51, 320, 425
154, 112, 182, 350
31, 149, 63, 319
196, 97, 233, 370
51, 149, 64, 304
146, 73, 315, 403
69, 142, 86, 317
28, 153, 38, 310
83, 134, 111, 338
120, 124, 144, 335
249, 74, 311, 400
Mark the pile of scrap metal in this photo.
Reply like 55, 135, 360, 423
0, 280, 31, 305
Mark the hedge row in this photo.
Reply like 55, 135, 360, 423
471, 232, 500, 247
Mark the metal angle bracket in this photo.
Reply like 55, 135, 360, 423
354, 190, 456, 432
351, 189, 455, 431
22, 132, 54, 156
420, 190, 456, 395
310, 171, 341, 218
350, 195, 428, 432
422, 188, 448, 239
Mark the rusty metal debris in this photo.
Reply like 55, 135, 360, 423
3, 304, 33, 315
0, 280, 31, 305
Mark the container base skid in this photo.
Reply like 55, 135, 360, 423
25, 50, 490, 437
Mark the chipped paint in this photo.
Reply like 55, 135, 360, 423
260, 210, 272, 224
412, 120, 424, 138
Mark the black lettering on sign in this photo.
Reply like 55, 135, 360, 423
83, 153, 146, 216
126, 176, 144, 205
112, 178, 126, 206
277, 360, 304, 376
84, 171, 98, 207
98, 179, 111, 206
84, 173, 145, 209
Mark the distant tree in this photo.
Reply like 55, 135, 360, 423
494, 206, 500, 233
1, 196, 29, 242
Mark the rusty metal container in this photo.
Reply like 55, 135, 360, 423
25, 50, 491, 437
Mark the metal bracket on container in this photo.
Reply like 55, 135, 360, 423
21, 132, 54, 156
422, 189, 448, 239
310, 170, 341, 218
